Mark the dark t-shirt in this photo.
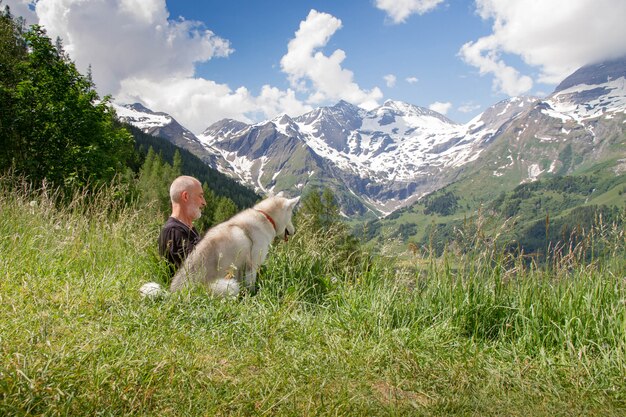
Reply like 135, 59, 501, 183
158, 217, 201, 271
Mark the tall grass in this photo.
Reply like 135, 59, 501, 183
1, 176, 625, 416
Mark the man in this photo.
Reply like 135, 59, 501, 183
158, 175, 206, 272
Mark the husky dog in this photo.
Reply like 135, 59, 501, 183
141, 193, 299, 298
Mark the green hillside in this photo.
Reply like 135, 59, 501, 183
361, 161, 626, 259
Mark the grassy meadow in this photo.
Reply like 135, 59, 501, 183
1, 178, 625, 416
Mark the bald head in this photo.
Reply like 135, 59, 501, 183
168, 176, 206, 226
170, 176, 201, 204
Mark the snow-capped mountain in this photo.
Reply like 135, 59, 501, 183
113, 103, 197, 143
477, 56, 626, 185
198, 97, 542, 215
112, 102, 222, 166
545, 61, 626, 123
116, 57, 626, 217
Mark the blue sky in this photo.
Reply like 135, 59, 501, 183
170, 1, 498, 118
6, 0, 626, 133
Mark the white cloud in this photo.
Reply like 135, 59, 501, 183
32, 0, 233, 97
280, 9, 383, 108
458, 102, 481, 113
459, 36, 533, 96
461, 0, 626, 96
375, 0, 445, 24
255, 85, 313, 121
4, 0, 37, 24
429, 101, 452, 115
405, 76, 419, 84
5, 0, 319, 133
384, 74, 397, 88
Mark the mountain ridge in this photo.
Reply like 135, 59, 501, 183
114, 57, 626, 218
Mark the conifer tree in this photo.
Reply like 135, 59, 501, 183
172, 150, 183, 174
299, 186, 341, 231
136, 148, 158, 207
213, 197, 238, 224
136, 147, 186, 217
195, 183, 217, 232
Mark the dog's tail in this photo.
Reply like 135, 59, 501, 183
139, 282, 168, 299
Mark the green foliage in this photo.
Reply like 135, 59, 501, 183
556, 143, 573, 175
212, 196, 238, 224
0, 6, 27, 164
134, 147, 182, 216
511, 204, 624, 259
0, 5, 26, 87
0, 18, 133, 191
397, 222, 418, 240
360, 218, 383, 241
379, 171, 626, 261
297, 186, 341, 232
423, 190, 459, 216
492, 175, 604, 219
421, 220, 458, 256
195, 183, 217, 231
293, 187, 365, 287
422, 203, 625, 265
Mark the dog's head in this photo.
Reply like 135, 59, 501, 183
276, 193, 300, 241
257, 192, 300, 241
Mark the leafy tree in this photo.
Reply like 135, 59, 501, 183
0, 18, 133, 191
0, 5, 27, 171
0, 6, 25, 82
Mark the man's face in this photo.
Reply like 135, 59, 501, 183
185, 183, 206, 221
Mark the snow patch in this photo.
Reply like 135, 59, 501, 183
547, 77, 626, 123
548, 160, 558, 174
535, 135, 558, 142
527, 164, 543, 181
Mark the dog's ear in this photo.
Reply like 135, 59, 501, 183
287, 196, 300, 209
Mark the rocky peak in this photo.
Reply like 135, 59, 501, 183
555, 56, 626, 93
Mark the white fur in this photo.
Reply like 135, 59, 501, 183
210, 278, 240, 298
139, 281, 166, 299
